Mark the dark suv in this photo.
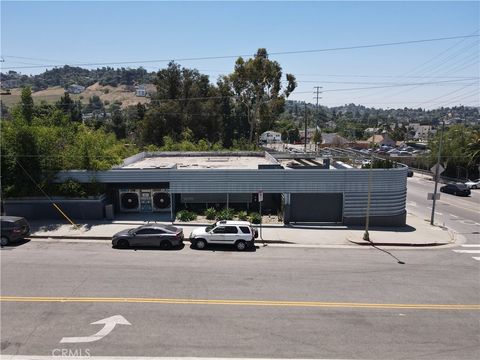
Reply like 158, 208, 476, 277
1, 216, 30, 246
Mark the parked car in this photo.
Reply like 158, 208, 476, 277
1, 216, 30, 246
465, 179, 480, 189
112, 224, 184, 249
440, 183, 471, 197
189, 220, 258, 251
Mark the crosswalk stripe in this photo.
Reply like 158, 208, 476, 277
453, 250, 480, 254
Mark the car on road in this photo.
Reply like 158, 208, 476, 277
464, 179, 480, 189
112, 224, 184, 249
189, 220, 258, 251
440, 183, 471, 197
1, 216, 30, 246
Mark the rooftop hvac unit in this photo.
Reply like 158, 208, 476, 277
152, 189, 171, 212
119, 189, 140, 212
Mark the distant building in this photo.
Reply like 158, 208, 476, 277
260, 131, 282, 143
367, 133, 396, 147
364, 127, 379, 136
67, 84, 85, 94
321, 133, 349, 147
409, 123, 434, 141
135, 85, 147, 97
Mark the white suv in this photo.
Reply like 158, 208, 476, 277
189, 220, 258, 251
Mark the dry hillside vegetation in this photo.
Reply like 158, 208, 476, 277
1, 83, 155, 108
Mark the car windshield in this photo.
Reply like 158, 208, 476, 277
205, 225, 215, 232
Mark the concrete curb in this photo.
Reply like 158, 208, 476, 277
28, 235, 294, 245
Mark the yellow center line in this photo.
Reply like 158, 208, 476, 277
1, 296, 479, 310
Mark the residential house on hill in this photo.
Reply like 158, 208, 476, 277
321, 133, 349, 147
67, 84, 85, 94
366, 133, 396, 147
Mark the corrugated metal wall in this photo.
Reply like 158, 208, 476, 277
55, 167, 406, 219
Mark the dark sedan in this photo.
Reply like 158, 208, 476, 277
440, 183, 471, 197
1, 216, 30, 246
112, 224, 184, 249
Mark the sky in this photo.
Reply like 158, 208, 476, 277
1, 1, 479, 109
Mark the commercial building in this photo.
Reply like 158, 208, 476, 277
55, 151, 407, 226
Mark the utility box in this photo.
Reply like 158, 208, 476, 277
105, 204, 114, 220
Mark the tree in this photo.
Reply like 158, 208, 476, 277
228, 48, 297, 144
57, 92, 82, 122
428, 125, 478, 178
20, 86, 34, 124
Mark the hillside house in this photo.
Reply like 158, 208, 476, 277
135, 85, 147, 97
67, 84, 85, 94
367, 133, 396, 147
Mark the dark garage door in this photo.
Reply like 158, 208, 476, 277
290, 193, 343, 222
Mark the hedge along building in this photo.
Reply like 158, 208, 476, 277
54, 151, 408, 226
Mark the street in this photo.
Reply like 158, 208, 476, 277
1, 239, 479, 359
1, 174, 479, 359
406, 174, 480, 245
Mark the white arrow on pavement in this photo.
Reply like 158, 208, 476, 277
60, 315, 131, 343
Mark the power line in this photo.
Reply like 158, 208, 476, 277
1, 34, 479, 70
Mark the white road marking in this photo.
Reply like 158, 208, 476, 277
461, 244, 480, 247
453, 250, 480, 254
60, 315, 130, 343
450, 214, 459, 219
473, 257, 480, 261
407, 201, 417, 207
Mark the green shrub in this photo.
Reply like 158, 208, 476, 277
176, 210, 197, 222
237, 211, 248, 221
205, 207, 217, 220
57, 179, 87, 198
249, 212, 262, 224
216, 208, 234, 220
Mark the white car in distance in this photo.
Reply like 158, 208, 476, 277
465, 179, 480, 189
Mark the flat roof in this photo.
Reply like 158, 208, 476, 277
121, 154, 273, 170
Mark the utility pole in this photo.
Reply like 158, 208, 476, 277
430, 120, 445, 226
304, 102, 308, 152
313, 86, 322, 152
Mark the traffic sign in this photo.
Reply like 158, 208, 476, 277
430, 164, 445, 175
427, 193, 441, 200
258, 191, 263, 202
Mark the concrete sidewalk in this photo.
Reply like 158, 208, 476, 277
27, 213, 455, 247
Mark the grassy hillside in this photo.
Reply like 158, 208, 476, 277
1, 83, 155, 109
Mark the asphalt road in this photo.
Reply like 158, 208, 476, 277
1, 240, 479, 359
406, 175, 480, 244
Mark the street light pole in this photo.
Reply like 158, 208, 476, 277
363, 150, 374, 242
430, 120, 445, 225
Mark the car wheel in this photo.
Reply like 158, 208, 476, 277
160, 240, 172, 250
473, 185, 478, 189
440, 188, 444, 192
235, 240, 247, 251
195, 238, 207, 250
454, 191, 458, 196
0, 236, 9, 246
117, 239, 129, 249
